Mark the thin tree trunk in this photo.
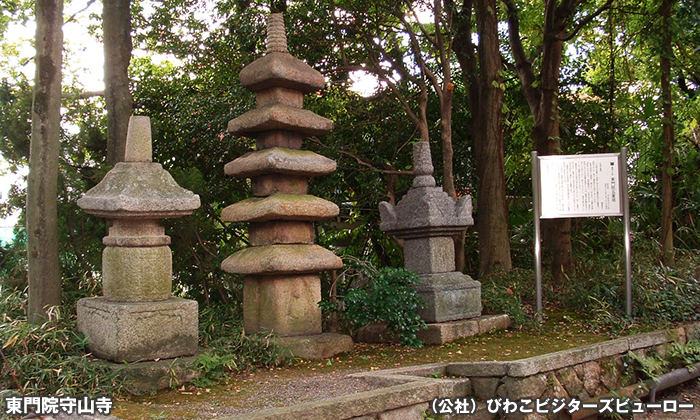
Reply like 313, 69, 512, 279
27, 0, 63, 324
659, 0, 675, 266
104, 0, 133, 165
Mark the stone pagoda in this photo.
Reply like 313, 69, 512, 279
77, 116, 200, 362
221, 13, 353, 359
380, 142, 508, 344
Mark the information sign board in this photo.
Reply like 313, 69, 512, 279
538, 153, 622, 219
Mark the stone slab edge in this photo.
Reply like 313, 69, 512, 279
225, 381, 440, 420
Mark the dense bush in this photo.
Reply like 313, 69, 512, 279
320, 263, 427, 348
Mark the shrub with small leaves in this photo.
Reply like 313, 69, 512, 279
321, 266, 427, 348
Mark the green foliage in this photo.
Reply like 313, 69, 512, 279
193, 304, 285, 387
626, 349, 669, 380
480, 269, 538, 330
626, 339, 700, 381
320, 265, 427, 348
0, 288, 127, 397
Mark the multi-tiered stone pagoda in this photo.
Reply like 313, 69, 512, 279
221, 13, 353, 359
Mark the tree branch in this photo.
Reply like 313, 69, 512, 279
557, 0, 614, 41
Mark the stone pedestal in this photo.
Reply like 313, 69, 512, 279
77, 116, 201, 362
221, 13, 352, 358
77, 297, 198, 362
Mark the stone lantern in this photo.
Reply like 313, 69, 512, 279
76, 116, 201, 362
221, 13, 353, 358
379, 141, 490, 344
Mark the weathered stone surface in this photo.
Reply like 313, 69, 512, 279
627, 330, 669, 350
102, 219, 170, 247
544, 372, 569, 399
225, 147, 336, 178
471, 377, 501, 400
556, 367, 588, 400
600, 356, 624, 391
249, 221, 315, 245
228, 104, 333, 137
239, 52, 325, 93
124, 116, 152, 162
379, 188, 473, 236
257, 131, 304, 150
582, 361, 601, 395
256, 87, 304, 108
221, 194, 339, 222
377, 402, 428, 420
102, 246, 172, 302
252, 174, 308, 196
413, 275, 481, 323
276, 333, 354, 359
447, 362, 509, 378
477, 314, 511, 334
228, 381, 439, 420
411, 142, 436, 188
100, 351, 202, 394
77, 297, 198, 363
505, 374, 547, 400
243, 274, 322, 336
77, 162, 201, 218
415, 318, 479, 345
222, 244, 343, 275
508, 344, 604, 377
404, 237, 455, 274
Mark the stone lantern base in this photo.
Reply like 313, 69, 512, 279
77, 297, 198, 363
413, 272, 482, 323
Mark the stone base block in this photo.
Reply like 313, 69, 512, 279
97, 351, 205, 394
357, 315, 510, 346
416, 315, 511, 345
77, 297, 198, 363
243, 274, 322, 336
276, 333, 354, 359
414, 272, 481, 323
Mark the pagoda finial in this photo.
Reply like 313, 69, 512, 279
412, 141, 436, 188
267, 13, 288, 53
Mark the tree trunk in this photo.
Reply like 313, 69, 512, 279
659, 0, 675, 266
104, 0, 133, 165
506, 0, 577, 281
27, 0, 63, 324
454, 0, 512, 277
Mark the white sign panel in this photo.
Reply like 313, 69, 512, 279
538, 153, 622, 219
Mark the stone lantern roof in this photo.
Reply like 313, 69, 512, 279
379, 142, 473, 239
77, 117, 200, 219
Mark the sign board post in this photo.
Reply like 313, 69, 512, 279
532, 148, 631, 320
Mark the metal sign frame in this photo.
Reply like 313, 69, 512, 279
532, 148, 632, 319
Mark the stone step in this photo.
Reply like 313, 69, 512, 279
221, 194, 339, 222
225, 147, 336, 178
221, 244, 343, 275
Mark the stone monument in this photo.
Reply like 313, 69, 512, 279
379, 142, 508, 344
221, 13, 353, 359
76, 116, 201, 362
